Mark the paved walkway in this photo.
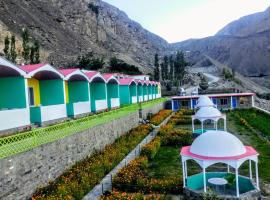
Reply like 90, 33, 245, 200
83, 115, 172, 200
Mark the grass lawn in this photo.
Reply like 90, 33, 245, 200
147, 146, 181, 179
227, 111, 270, 185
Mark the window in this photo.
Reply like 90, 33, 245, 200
181, 100, 189, 107
239, 97, 248, 105
220, 98, 228, 106
28, 87, 35, 106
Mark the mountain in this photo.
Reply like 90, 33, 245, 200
0, 0, 170, 73
172, 7, 270, 76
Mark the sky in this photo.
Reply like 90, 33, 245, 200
103, 0, 270, 43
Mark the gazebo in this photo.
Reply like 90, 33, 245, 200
180, 130, 260, 198
195, 95, 215, 109
192, 106, 226, 135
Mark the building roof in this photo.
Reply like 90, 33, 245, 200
171, 93, 255, 100
0, 56, 26, 77
60, 69, 89, 81
20, 63, 64, 79
119, 78, 136, 85
59, 68, 78, 76
20, 63, 47, 73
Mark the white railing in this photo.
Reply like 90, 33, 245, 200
41, 104, 67, 122
73, 101, 91, 116
0, 108, 30, 131
95, 100, 108, 111
110, 98, 120, 108
254, 106, 270, 115
144, 95, 148, 101
132, 96, 137, 104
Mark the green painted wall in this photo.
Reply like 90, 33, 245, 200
30, 106, 41, 123
66, 103, 74, 117
120, 85, 130, 105
68, 81, 89, 103
0, 77, 26, 109
130, 84, 137, 97
107, 83, 119, 108
143, 85, 148, 100
137, 84, 143, 102
40, 79, 65, 106
90, 82, 106, 112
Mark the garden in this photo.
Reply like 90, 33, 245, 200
102, 108, 270, 199
32, 108, 170, 200
102, 109, 193, 199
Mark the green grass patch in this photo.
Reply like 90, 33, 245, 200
147, 146, 181, 179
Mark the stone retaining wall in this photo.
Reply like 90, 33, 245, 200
0, 102, 165, 200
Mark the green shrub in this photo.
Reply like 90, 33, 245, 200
141, 137, 161, 160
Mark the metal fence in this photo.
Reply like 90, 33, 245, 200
0, 98, 167, 160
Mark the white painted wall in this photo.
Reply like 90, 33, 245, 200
73, 102, 91, 116
157, 94, 161, 98
110, 98, 120, 108
41, 104, 67, 122
132, 96, 137, 104
139, 96, 143, 102
144, 95, 148, 101
149, 95, 152, 100
95, 100, 108, 111
0, 108, 30, 131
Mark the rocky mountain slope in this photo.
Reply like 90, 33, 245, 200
0, 0, 170, 73
173, 7, 270, 77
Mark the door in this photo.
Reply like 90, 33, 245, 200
28, 87, 35, 106
232, 97, 237, 109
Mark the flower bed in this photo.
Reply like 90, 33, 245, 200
32, 124, 152, 200
113, 156, 182, 194
100, 190, 167, 200
141, 137, 161, 160
150, 110, 172, 126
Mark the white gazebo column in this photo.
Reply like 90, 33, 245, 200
201, 121, 204, 133
224, 116, 227, 131
227, 165, 230, 173
192, 118, 195, 132
182, 160, 186, 187
236, 168, 239, 197
255, 162, 259, 189
203, 167, 207, 193
249, 160, 253, 180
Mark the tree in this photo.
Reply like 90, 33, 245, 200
174, 51, 187, 86
154, 54, 160, 81
161, 55, 169, 80
21, 28, 30, 64
10, 35, 17, 63
91, 57, 105, 70
3, 35, 10, 60
169, 55, 174, 80
30, 40, 40, 64
199, 75, 209, 90
109, 57, 141, 75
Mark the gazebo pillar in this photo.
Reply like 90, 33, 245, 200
249, 160, 253, 180
256, 162, 259, 189
182, 161, 186, 187
192, 118, 195, 132
224, 117, 227, 131
203, 167, 207, 193
227, 165, 230, 173
201, 121, 204, 133
236, 168, 239, 197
